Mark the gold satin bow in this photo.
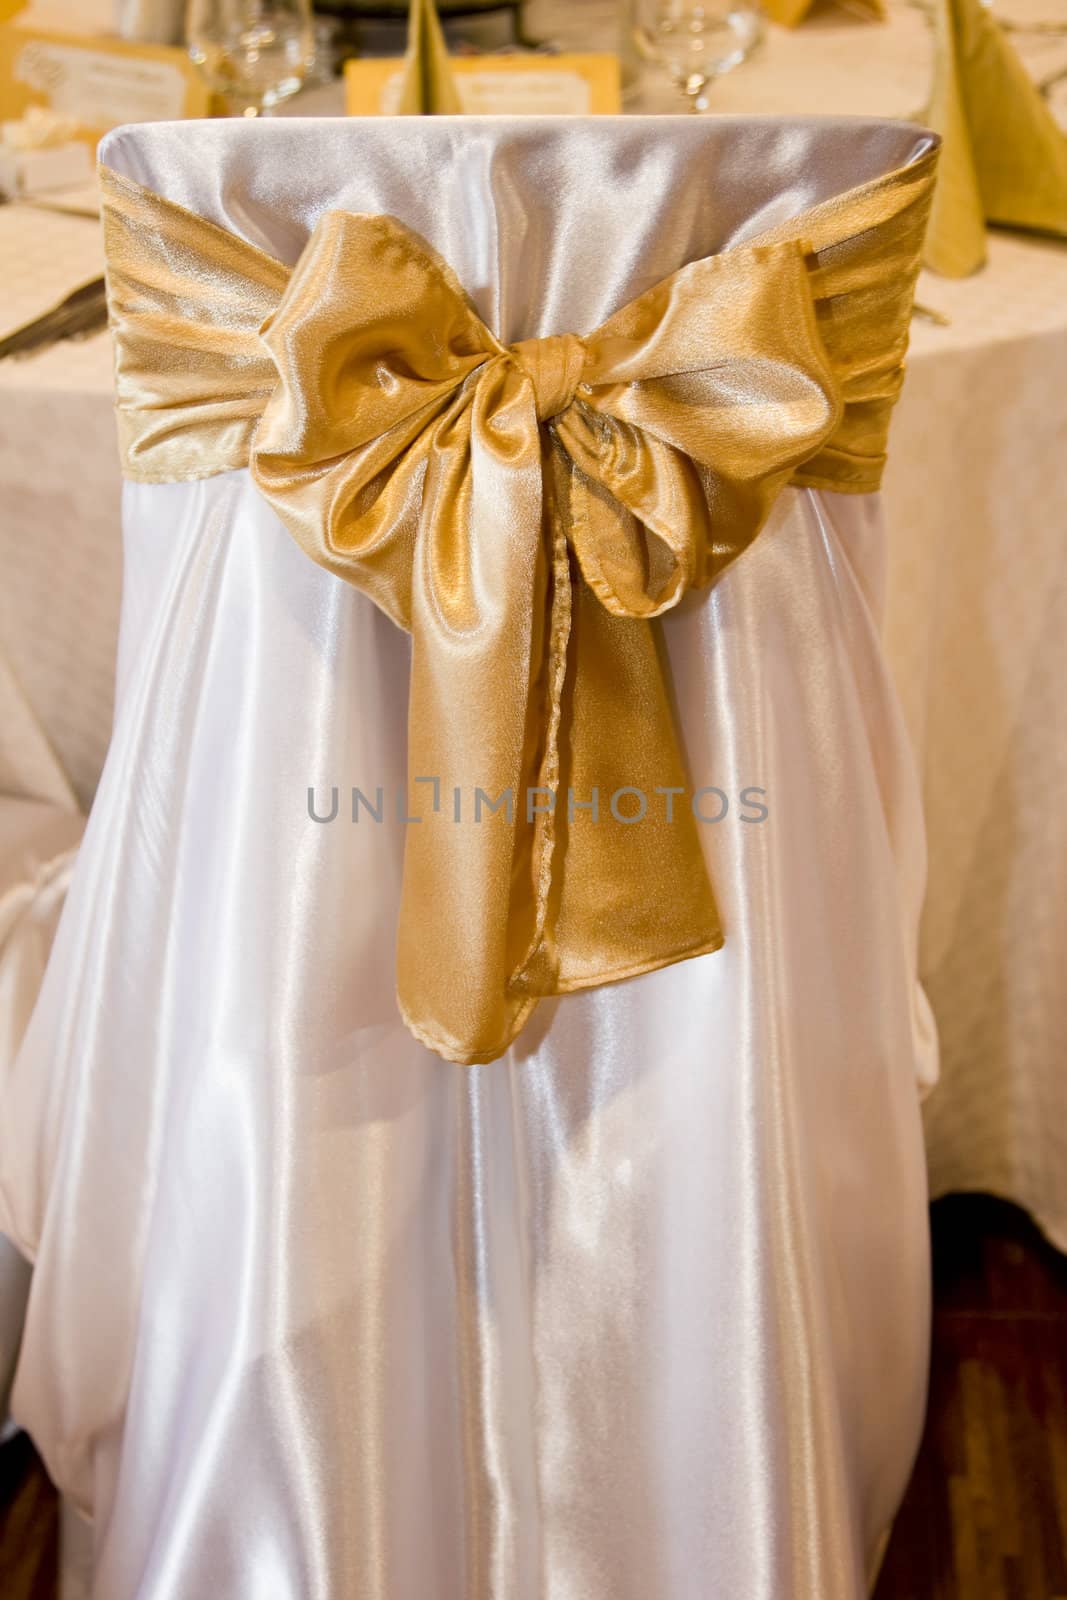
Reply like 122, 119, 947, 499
100, 148, 939, 1064
246, 212, 843, 1062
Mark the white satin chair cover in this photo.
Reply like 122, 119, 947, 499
1, 116, 938, 1600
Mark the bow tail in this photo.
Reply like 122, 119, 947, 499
506, 444, 577, 997
394, 385, 554, 1064
554, 588, 723, 991
384, 391, 721, 1063
511, 462, 724, 1000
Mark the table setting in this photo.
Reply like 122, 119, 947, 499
0, 0, 1065, 1596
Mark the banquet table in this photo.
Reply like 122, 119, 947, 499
1, 0, 1066, 1244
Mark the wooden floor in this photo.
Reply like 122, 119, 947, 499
0, 1429, 57, 1599
875, 1195, 1067, 1600
1, 1195, 1065, 1598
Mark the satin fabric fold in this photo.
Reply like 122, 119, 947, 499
99, 143, 936, 1064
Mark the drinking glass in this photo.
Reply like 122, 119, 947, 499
186, 0, 314, 116
641, 0, 762, 111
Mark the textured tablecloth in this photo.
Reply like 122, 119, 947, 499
882, 241, 1067, 1251
0, 206, 119, 814
1, 0, 1066, 1243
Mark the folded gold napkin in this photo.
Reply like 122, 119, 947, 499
397, 0, 462, 114
925, 0, 1067, 275
100, 144, 936, 1064
761, 0, 884, 29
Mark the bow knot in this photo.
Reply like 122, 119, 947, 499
509, 332, 586, 422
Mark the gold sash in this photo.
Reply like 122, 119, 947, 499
99, 146, 936, 1065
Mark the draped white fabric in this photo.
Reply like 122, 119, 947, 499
0, 797, 82, 1417
1, 117, 936, 1600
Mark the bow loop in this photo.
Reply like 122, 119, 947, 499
509, 332, 587, 422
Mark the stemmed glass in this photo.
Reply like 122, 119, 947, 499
186, 0, 314, 117
641, 0, 762, 111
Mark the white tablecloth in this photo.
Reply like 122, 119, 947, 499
0, 207, 120, 813
882, 243, 1067, 1251
2, 0, 1066, 1243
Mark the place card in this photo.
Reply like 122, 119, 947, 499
345, 52, 621, 116
0, 13, 212, 144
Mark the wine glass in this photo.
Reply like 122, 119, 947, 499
642, 0, 762, 112
186, 0, 314, 117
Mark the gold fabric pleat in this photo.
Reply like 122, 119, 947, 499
99, 147, 936, 1064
